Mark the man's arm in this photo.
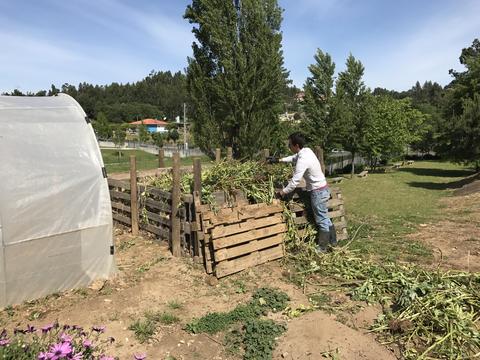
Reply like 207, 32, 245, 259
281, 155, 307, 195
280, 154, 297, 163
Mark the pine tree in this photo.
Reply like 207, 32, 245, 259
184, 0, 288, 158
335, 54, 369, 176
303, 49, 336, 149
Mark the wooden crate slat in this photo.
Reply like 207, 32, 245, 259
138, 185, 171, 200
202, 201, 282, 222
113, 213, 131, 225
111, 201, 131, 213
110, 190, 130, 201
328, 198, 344, 208
210, 213, 283, 239
144, 210, 169, 226
328, 209, 344, 219
144, 198, 171, 212
215, 233, 285, 262
215, 244, 284, 278
213, 223, 286, 250
294, 216, 308, 225
141, 223, 169, 239
108, 178, 130, 190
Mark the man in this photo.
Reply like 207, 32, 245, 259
270, 132, 336, 252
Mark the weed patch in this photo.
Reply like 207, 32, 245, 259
186, 288, 289, 360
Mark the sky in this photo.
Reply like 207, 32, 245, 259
0, 0, 479, 94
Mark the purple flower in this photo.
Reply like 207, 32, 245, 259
92, 325, 106, 333
47, 342, 72, 360
41, 324, 54, 334
82, 339, 92, 348
71, 352, 83, 360
38, 352, 47, 360
60, 333, 73, 343
0, 338, 10, 346
134, 354, 147, 360
27, 324, 37, 333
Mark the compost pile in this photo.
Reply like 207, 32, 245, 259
143, 160, 480, 359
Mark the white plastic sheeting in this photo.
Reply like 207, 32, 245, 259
0, 94, 115, 307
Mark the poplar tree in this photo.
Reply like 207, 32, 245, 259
184, 0, 288, 158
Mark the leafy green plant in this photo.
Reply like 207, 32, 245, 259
128, 318, 157, 343
167, 300, 183, 310
186, 288, 289, 360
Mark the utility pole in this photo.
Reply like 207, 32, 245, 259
183, 103, 188, 151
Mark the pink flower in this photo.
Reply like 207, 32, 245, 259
0, 338, 10, 346
37, 352, 47, 360
134, 354, 147, 360
60, 333, 73, 343
41, 324, 54, 333
71, 353, 83, 360
47, 342, 72, 360
82, 339, 93, 348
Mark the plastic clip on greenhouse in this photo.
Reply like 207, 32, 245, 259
0, 94, 116, 308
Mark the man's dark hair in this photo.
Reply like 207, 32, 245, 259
288, 132, 306, 148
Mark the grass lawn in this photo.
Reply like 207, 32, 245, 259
335, 161, 476, 263
101, 149, 212, 173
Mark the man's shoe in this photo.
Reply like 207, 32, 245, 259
329, 224, 337, 246
316, 230, 330, 253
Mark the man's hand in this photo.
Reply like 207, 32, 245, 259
266, 156, 279, 164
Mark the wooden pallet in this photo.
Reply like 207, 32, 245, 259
195, 200, 286, 278
289, 187, 348, 241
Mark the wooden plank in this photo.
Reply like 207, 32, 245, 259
110, 190, 130, 201
215, 244, 283, 278
144, 198, 171, 213
138, 185, 171, 200
213, 223, 287, 250
141, 224, 169, 239
328, 209, 345, 219
215, 148, 221, 163
203, 201, 283, 223
111, 201, 131, 213
328, 198, 344, 208
210, 213, 283, 239
130, 155, 139, 235
294, 216, 308, 225
113, 213, 131, 225
144, 210, 170, 226
215, 233, 284, 262
158, 149, 165, 168
171, 152, 181, 257
108, 178, 130, 190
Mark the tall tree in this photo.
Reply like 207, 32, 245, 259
335, 54, 369, 176
438, 39, 480, 167
184, 0, 288, 158
92, 112, 113, 140
303, 49, 336, 150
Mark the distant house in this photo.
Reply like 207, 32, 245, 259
129, 118, 169, 133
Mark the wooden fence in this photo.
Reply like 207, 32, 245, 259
108, 146, 348, 276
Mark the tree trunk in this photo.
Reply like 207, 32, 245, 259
351, 152, 355, 178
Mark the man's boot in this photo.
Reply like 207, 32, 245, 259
329, 224, 337, 246
316, 230, 330, 253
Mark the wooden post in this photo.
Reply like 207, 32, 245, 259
193, 158, 202, 257
171, 152, 181, 257
315, 146, 325, 175
263, 148, 270, 161
130, 155, 139, 236
158, 148, 165, 168
215, 148, 221, 163
227, 147, 233, 160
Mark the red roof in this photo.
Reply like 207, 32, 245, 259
130, 119, 168, 126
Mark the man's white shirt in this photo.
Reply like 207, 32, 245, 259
280, 147, 327, 194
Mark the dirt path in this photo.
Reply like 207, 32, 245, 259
0, 226, 398, 359
407, 192, 480, 272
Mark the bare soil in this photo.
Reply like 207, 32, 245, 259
0, 226, 397, 360
407, 191, 480, 272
